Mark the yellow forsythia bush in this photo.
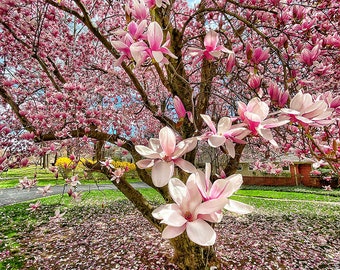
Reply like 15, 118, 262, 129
111, 160, 136, 171
55, 157, 76, 169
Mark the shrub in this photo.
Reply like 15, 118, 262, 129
55, 157, 77, 179
111, 160, 136, 171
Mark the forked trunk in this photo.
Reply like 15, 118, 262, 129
170, 234, 220, 270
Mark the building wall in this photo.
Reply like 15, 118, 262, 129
241, 162, 321, 187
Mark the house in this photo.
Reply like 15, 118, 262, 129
237, 161, 321, 187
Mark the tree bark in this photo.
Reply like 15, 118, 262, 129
170, 234, 220, 270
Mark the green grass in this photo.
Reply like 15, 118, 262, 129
0, 186, 339, 269
241, 184, 340, 196
0, 166, 140, 188
235, 189, 340, 202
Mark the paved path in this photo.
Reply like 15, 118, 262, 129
0, 183, 150, 207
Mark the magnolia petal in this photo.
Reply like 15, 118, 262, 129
201, 114, 217, 133
196, 198, 228, 215
204, 30, 218, 48
193, 170, 208, 199
152, 50, 164, 63
174, 158, 196, 173
147, 22, 163, 50
208, 135, 226, 148
215, 174, 243, 198
161, 210, 187, 227
168, 177, 187, 205
152, 204, 176, 219
135, 20, 147, 38
290, 91, 304, 111
217, 117, 232, 134
173, 137, 197, 158
136, 159, 155, 169
186, 176, 205, 211
209, 50, 222, 58
159, 126, 176, 156
257, 127, 274, 141
262, 118, 290, 128
152, 160, 174, 187
182, 137, 198, 153
186, 219, 216, 246
112, 40, 129, 50
281, 108, 300, 115
162, 225, 186, 239
224, 139, 235, 158
135, 145, 160, 159
224, 199, 254, 214
302, 100, 328, 119
199, 211, 223, 223
148, 138, 161, 152
312, 110, 333, 121
295, 115, 314, 124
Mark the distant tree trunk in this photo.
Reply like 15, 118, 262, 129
94, 140, 105, 161
52, 153, 58, 166
42, 154, 49, 168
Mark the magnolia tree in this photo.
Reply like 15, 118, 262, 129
0, 0, 339, 268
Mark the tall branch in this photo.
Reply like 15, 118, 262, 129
45, 0, 175, 128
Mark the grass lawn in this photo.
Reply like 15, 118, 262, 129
0, 166, 140, 189
0, 185, 339, 269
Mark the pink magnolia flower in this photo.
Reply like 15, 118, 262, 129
130, 22, 177, 66
200, 114, 250, 158
248, 75, 262, 89
113, 20, 148, 66
135, 126, 197, 187
174, 96, 186, 119
65, 175, 81, 187
322, 185, 332, 191
152, 177, 228, 246
298, 44, 321, 66
317, 91, 340, 114
20, 132, 35, 140
116, 139, 126, 147
20, 158, 29, 167
49, 208, 66, 223
238, 98, 289, 146
267, 82, 289, 107
310, 169, 321, 176
194, 164, 253, 214
111, 168, 126, 183
129, 0, 148, 20
68, 189, 82, 202
18, 177, 37, 189
37, 184, 52, 196
173, 96, 193, 122
145, 0, 170, 8
251, 47, 269, 65
189, 30, 233, 62
226, 52, 236, 73
281, 91, 333, 127
112, 34, 134, 66
100, 158, 114, 170
27, 201, 41, 212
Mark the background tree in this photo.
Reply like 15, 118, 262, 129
0, 0, 339, 268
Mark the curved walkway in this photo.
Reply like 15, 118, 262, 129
0, 183, 149, 206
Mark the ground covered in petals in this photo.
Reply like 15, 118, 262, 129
15, 198, 340, 270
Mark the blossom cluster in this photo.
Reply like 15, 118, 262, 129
135, 127, 253, 246
135, 88, 338, 246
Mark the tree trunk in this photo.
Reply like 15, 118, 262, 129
170, 234, 220, 270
